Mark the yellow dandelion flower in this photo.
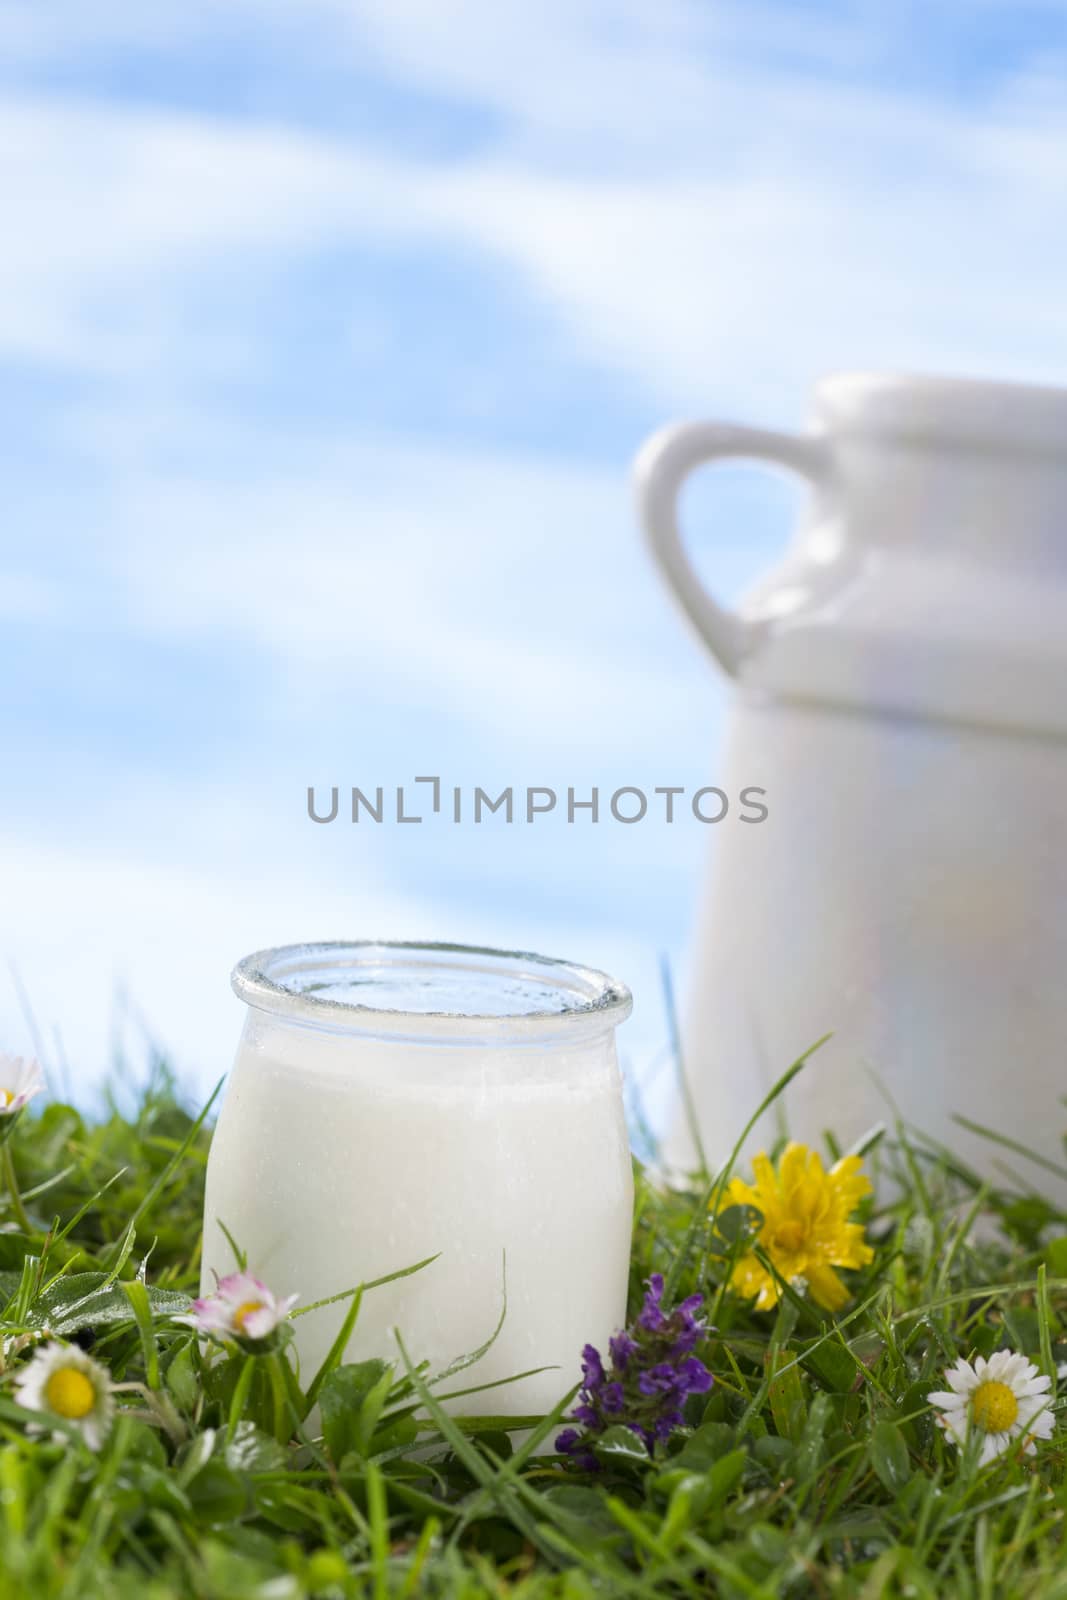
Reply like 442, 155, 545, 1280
722, 1142, 874, 1312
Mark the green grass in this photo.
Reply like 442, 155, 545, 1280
1, 1055, 1067, 1598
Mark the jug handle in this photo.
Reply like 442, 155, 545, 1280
634, 421, 830, 677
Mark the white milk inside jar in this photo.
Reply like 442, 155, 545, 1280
202, 942, 634, 1415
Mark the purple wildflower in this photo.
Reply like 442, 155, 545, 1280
556, 1274, 713, 1468
609, 1331, 637, 1370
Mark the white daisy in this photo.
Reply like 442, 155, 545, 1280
13, 1342, 114, 1450
0, 1054, 44, 1116
184, 1270, 297, 1342
929, 1351, 1054, 1466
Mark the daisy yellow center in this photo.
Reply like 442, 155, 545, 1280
44, 1367, 96, 1419
233, 1300, 264, 1333
971, 1379, 1019, 1433
0, 1090, 13, 1108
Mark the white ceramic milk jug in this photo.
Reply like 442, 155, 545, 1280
635, 373, 1067, 1181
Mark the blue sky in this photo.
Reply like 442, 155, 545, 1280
2, 0, 1066, 1107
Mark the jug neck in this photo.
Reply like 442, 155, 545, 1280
813, 374, 1067, 567
829, 437, 1067, 566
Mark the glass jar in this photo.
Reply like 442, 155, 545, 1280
203, 941, 634, 1416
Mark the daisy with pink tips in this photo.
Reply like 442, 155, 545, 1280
0, 1054, 45, 1116
185, 1271, 298, 1342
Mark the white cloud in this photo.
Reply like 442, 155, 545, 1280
0, 832, 440, 1097
2, 4, 1067, 411
0, 94, 414, 372
42, 431, 714, 758
333, 0, 882, 159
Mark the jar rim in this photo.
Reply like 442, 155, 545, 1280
231, 940, 633, 1042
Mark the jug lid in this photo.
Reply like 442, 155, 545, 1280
813, 371, 1067, 459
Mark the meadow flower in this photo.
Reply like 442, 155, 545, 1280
557, 1274, 712, 1469
723, 1142, 873, 1312
0, 1054, 44, 1116
13, 1342, 114, 1449
185, 1271, 297, 1342
929, 1351, 1053, 1465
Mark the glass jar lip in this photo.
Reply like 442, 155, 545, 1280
231, 940, 633, 1042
